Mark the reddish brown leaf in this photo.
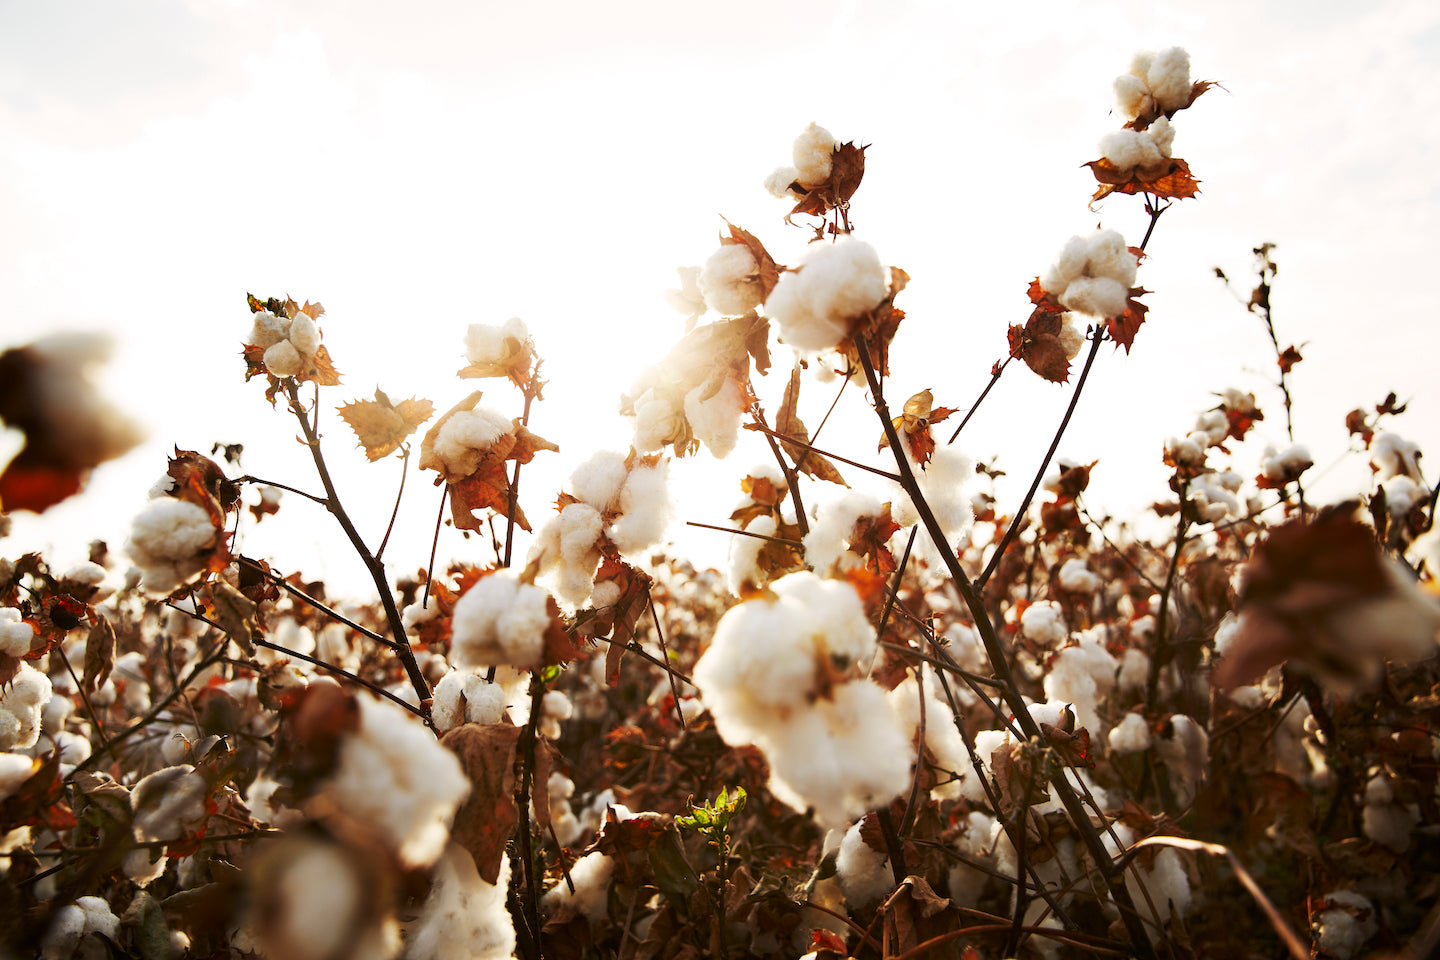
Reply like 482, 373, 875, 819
81, 615, 115, 695
1277, 345, 1303, 374
1106, 294, 1150, 353
1009, 308, 1072, 383
1087, 156, 1202, 203
441, 722, 521, 886
720, 220, 783, 304
776, 365, 846, 486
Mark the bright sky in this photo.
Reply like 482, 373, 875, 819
3, 0, 1438, 597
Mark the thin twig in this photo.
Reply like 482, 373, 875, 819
748, 423, 903, 482
374, 445, 411, 561
237, 556, 396, 649
684, 521, 804, 547
949, 356, 1012, 445
647, 592, 687, 730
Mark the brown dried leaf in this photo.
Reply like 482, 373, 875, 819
81, 615, 115, 695
776, 365, 846, 486
1087, 156, 1202, 204
1106, 293, 1150, 353
206, 580, 259, 657
1009, 308, 1072, 384
441, 722, 521, 886
720, 220, 783, 304
338, 389, 435, 461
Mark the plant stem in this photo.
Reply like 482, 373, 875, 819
283, 380, 432, 721
375, 445, 410, 561
855, 335, 1157, 960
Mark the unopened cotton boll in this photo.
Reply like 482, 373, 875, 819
699, 244, 763, 317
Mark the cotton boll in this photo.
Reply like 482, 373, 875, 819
322, 694, 471, 868
1099, 129, 1165, 172
804, 491, 886, 575
543, 851, 614, 923
0, 664, 52, 751
1058, 315, 1085, 359
1040, 235, 1091, 295
1114, 72, 1152, 122
1058, 558, 1103, 594
836, 821, 892, 908
1021, 601, 1068, 647
1372, 432, 1423, 481
0, 608, 34, 657
792, 122, 837, 185
729, 514, 777, 597
1147, 47, 1192, 113
632, 389, 684, 453
888, 666, 970, 799
40, 903, 87, 960
558, 503, 603, 568
1108, 712, 1152, 755
288, 316, 320, 358
568, 450, 629, 513
767, 238, 888, 352
263, 339, 303, 378
609, 462, 673, 554
684, 379, 744, 458
1059, 276, 1127, 320
1312, 890, 1378, 960
132, 765, 208, 842
247, 310, 290, 349
125, 497, 217, 595
408, 844, 515, 960
452, 573, 553, 670
431, 407, 514, 478
699, 244, 763, 317
764, 165, 803, 199
0, 753, 36, 802
1148, 117, 1176, 155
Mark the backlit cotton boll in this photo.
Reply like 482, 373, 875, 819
792, 122, 838, 185
767, 238, 888, 352
699, 244, 764, 317
1114, 47, 1192, 120
1039, 230, 1136, 321
450, 572, 552, 669
125, 498, 217, 596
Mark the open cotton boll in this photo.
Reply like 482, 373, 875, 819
728, 514, 777, 596
792, 122, 838, 185
322, 694, 470, 868
1372, 431, 1423, 480
431, 671, 508, 733
543, 851, 615, 923
132, 765, 208, 844
609, 461, 673, 555
804, 491, 887, 575
0, 663, 52, 752
1020, 601, 1068, 647
1099, 128, 1167, 172
766, 238, 888, 352
684, 380, 744, 458
0, 608, 34, 657
408, 844, 515, 960
1060, 276, 1128, 320
761, 679, 915, 829
126, 497, 216, 596
247, 310, 290, 349
888, 666, 970, 799
1108, 712, 1152, 755
631, 389, 684, 453
568, 450, 629, 513
450, 572, 552, 669
1147, 47, 1192, 113
699, 244, 763, 317
287, 316, 320, 358
764, 165, 803, 199
1058, 558, 1103, 594
1312, 890, 1378, 960
836, 821, 892, 908
430, 407, 514, 478
262, 339, 303, 378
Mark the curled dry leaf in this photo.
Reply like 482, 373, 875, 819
785, 141, 867, 224
775, 364, 846, 486
441, 721, 521, 886
880, 388, 958, 465
338, 389, 435, 461
1008, 309, 1072, 385
719, 219, 783, 305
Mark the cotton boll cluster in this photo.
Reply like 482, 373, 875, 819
449, 572, 553, 669
246, 308, 324, 380
316, 693, 470, 868
426, 405, 514, 480
1311, 890, 1378, 960
1099, 117, 1176, 177
765, 122, 838, 199
699, 244, 765, 317
0, 662, 52, 752
1039, 230, 1137, 320
1190, 470, 1244, 522
803, 491, 889, 575
1113, 47, 1193, 121
693, 572, 913, 827
0, 607, 34, 656
891, 447, 976, 548
40, 895, 120, 960
408, 844, 515, 960
766, 238, 889, 352
124, 497, 219, 596
1372, 431, 1423, 480
835, 820, 891, 908
431, 670, 509, 733
1259, 443, 1314, 485
529, 452, 674, 605
1164, 434, 1207, 475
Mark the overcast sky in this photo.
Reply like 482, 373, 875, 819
3, 0, 1438, 595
